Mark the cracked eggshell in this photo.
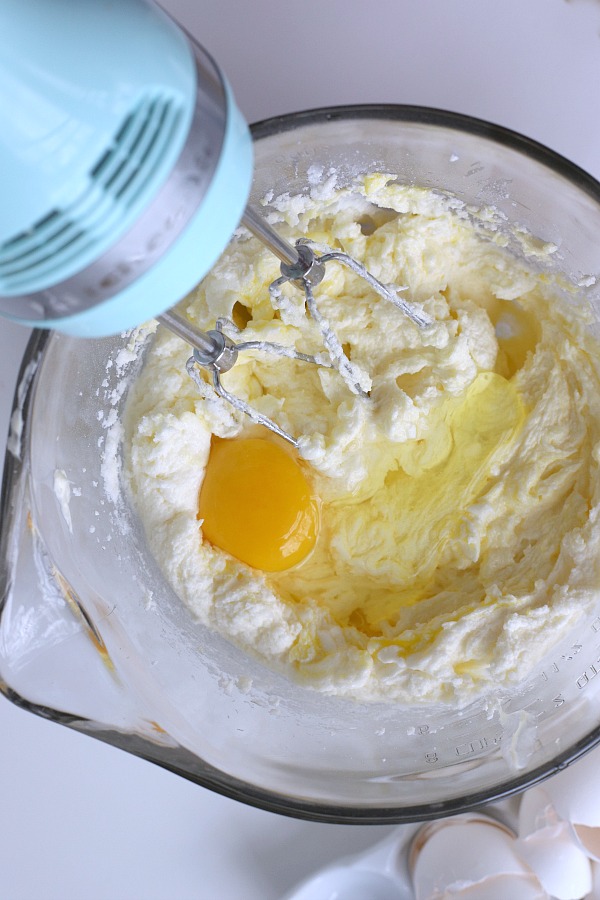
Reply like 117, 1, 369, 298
518, 783, 593, 897
572, 824, 600, 864
519, 786, 558, 835
588, 859, 600, 899
410, 814, 546, 900
542, 747, 600, 827
529, 748, 600, 865
516, 822, 592, 900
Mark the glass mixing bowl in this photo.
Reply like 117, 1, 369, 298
3, 106, 600, 825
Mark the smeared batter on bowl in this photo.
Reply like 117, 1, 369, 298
124, 174, 600, 705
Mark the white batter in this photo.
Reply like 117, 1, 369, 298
123, 174, 600, 705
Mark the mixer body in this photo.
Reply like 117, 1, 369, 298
0, 0, 253, 335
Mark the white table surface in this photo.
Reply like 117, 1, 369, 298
3, 2, 600, 898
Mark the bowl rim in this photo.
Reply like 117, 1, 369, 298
251, 102, 600, 205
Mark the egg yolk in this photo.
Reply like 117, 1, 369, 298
198, 436, 319, 572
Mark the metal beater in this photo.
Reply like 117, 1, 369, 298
161, 205, 431, 448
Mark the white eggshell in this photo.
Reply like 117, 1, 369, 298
419, 877, 546, 900
543, 747, 600, 827
573, 824, 600, 863
519, 786, 558, 837
516, 822, 592, 900
587, 858, 600, 899
411, 817, 546, 900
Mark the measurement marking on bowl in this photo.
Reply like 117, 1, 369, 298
455, 736, 499, 758
577, 662, 600, 689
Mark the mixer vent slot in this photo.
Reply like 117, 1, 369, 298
0, 94, 183, 294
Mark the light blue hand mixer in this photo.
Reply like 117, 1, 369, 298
0, 0, 428, 444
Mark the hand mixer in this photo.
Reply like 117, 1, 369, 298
0, 0, 429, 447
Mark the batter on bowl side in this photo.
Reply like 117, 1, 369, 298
123, 174, 600, 705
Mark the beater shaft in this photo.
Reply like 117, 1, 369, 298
241, 205, 299, 267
